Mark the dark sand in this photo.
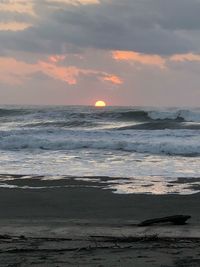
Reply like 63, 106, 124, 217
0, 176, 200, 266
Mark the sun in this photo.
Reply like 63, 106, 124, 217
95, 100, 106, 107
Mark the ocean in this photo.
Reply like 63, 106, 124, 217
1, 105, 200, 195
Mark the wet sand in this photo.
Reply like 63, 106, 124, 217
0, 176, 200, 266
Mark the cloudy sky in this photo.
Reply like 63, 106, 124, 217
0, 0, 200, 106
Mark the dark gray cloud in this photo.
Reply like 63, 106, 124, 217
33, 0, 196, 55
157, 0, 200, 30
0, 0, 200, 55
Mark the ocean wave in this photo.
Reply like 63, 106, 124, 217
148, 109, 200, 122
113, 110, 149, 121
111, 109, 200, 123
114, 121, 200, 130
53, 110, 150, 121
1, 107, 200, 124
24, 120, 99, 128
0, 108, 31, 117
0, 134, 200, 156
75, 109, 200, 123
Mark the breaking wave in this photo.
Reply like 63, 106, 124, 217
0, 108, 31, 117
0, 106, 200, 123
0, 131, 200, 156
0, 106, 200, 156
115, 121, 200, 130
24, 120, 99, 128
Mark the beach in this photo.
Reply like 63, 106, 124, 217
0, 106, 200, 266
0, 175, 200, 266
1, 0, 200, 264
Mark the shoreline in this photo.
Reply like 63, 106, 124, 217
0, 176, 200, 266
1, 173, 200, 195
0, 186, 200, 221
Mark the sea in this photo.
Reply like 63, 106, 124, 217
0, 105, 200, 195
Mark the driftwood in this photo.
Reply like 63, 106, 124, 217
138, 215, 191, 227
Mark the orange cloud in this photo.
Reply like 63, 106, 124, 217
170, 53, 200, 62
48, 55, 66, 63
39, 61, 81, 85
0, 1, 35, 16
0, 57, 38, 85
0, 56, 122, 86
0, 22, 31, 31
0, 1, 34, 32
0, 57, 81, 85
112, 50, 166, 68
39, 59, 122, 85
112, 51, 200, 66
46, 0, 100, 5
103, 75, 123, 84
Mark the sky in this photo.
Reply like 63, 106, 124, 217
0, 0, 200, 106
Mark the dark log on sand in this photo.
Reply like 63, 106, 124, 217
138, 215, 191, 227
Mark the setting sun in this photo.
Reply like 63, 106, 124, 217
95, 100, 106, 107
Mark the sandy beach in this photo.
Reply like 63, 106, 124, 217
0, 176, 200, 266
1, 0, 200, 264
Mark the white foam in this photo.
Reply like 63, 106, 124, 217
0, 129, 199, 156
148, 109, 200, 122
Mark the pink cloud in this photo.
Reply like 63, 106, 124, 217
0, 22, 31, 32
38, 61, 80, 85
39, 61, 123, 85
46, 0, 100, 5
170, 53, 200, 62
112, 50, 166, 68
0, 57, 38, 85
0, 1, 35, 16
0, 56, 122, 86
103, 74, 123, 85
48, 55, 66, 63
